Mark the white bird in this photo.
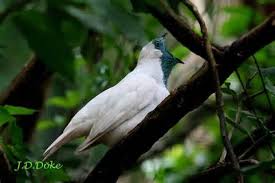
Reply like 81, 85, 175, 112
43, 35, 183, 160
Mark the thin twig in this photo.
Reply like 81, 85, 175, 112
186, 159, 259, 183
234, 113, 275, 160
235, 70, 266, 130
248, 90, 265, 99
0, 0, 31, 24
252, 55, 274, 112
235, 70, 275, 157
239, 134, 268, 159
219, 101, 242, 162
246, 71, 258, 87
181, 0, 242, 181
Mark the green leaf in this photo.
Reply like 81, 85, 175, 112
265, 78, 275, 95
65, 6, 115, 36
42, 168, 70, 182
0, 143, 17, 164
171, 45, 190, 59
47, 90, 81, 109
106, 1, 146, 41
221, 6, 254, 37
0, 20, 31, 92
8, 121, 23, 147
13, 10, 75, 81
37, 120, 59, 131
0, 122, 26, 162
0, 106, 15, 126
66, 1, 146, 42
61, 18, 88, 48
4, 105, 36, 115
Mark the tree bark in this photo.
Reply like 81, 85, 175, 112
0, 56, 52, 142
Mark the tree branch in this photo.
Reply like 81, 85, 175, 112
83, 11, 275, 183
233, 113, 275, 160
222, 11, 275, 71
0, 57, 52, 182
186, 159, 259, 183
180, 1, 241, 181
139, 104, 212, 162
146, 1, 224, 59
199, 113, 275, 182
195, 114, 275, 182
0, 56, 52, 142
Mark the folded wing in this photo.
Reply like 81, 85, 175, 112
76, 73, 161, 152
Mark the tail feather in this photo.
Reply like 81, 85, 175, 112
75, 132, 105, 153
43, 129, 79, 161
75, 138, 97, 153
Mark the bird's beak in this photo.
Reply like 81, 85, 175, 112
161, 32, 168, 38
176, 58, 184, 64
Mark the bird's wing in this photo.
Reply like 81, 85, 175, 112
76, 73, 162, 151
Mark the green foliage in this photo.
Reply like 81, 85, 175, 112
1, 121, 26, 165
4, 105, 36, 115
47, 90, 81, 109
0, 106, 15, 126
41, 168, 70, 182
13, 10, 76, 81
130, 0, 157, 13
66, 0, 146, 42
171, 45, 190, 59
0, 105, 35, 126
225, 116, 253, 139
265, 78, 275, 96
221, 5, 263, 37
0, 20, 31, 92
65, 6, 115, 36
242, 159, 275, 174
1, 0, 159, 182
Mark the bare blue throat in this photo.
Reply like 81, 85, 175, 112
153, 38, 180, 86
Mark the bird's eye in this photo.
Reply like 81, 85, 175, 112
155, 42, 160, 47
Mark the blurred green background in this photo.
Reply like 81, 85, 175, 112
0, 0, 275, 182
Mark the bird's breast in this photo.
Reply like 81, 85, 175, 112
99, 86, 169, 146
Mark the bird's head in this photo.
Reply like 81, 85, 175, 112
138, 33, 183, 86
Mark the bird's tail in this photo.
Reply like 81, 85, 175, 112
75, 135, 101, 153
43, 129, 80, 161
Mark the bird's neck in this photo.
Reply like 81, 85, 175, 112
160, 54, 176, 86
135, 58, 166, 87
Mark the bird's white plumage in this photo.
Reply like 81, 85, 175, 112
43, 41, 170, 160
